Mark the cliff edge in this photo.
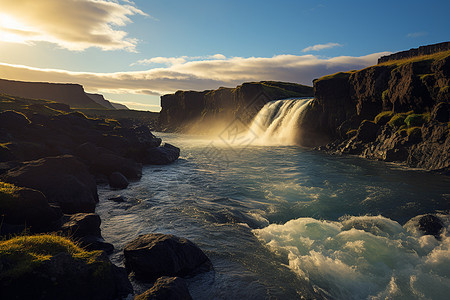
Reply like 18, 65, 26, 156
159, 81, 313, 132
302, 43, 449, 171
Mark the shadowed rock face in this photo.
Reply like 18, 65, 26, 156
159, 81, 313, 132
135, 277, 192, 300
124, 233, 212, 282
1, 155, 98, 214
302, 45, 449, 171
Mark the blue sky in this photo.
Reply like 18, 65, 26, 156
0, 0, 448, 110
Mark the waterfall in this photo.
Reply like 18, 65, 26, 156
246, 98, 312, 145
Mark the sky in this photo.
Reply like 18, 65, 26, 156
0, 0, 448, 111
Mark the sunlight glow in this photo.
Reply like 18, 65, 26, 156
0, 13, 36, 44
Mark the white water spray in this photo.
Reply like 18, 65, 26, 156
247, 98, 312, 145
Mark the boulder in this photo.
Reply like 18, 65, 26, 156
418, 214, 444, 238
432, 102, 449, 123
0, 110, 30, 130
135, 277, 192, 300
61, 213, 102, 238
61, 213, 114, 254
109, 172, 129, 189
108, 195, 126, 203
405, 214, 445, 239
0, 183, 62, 233
1, 155, 98, 214
75, 143, 142, 180
124, 233, 212, 281
355, 120, 380, 143
143, 143, 180, 165
0, 235, 132, 300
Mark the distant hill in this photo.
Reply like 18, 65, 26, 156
86, 93, 116, 109
110, 102, 129, 110
0, 78, 103, 109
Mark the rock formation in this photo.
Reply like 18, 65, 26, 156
301, 43, 449, 171
159, 81, 313, 132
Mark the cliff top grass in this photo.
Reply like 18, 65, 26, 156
0, 234, 103, 280
0, 93, 68, 117
377, 50, 450, 67
313, 71, 356, 83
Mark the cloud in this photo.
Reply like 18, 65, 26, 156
407, 31, 427, 38
131, 54, 227, 66
0, 52, 389, 99
302, 43, 343, 52
0, 0, 147, 51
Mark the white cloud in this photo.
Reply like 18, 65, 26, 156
131, 54, 227, 66
0, 52, 389, 100
302, 42, 343, 52
0, 0, 147, 51
407, 31, 427, 38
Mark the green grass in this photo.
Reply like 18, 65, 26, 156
404, 113, 430, 127
407, 126, 422, 137
378, 50, 450, 67
314, 71, 354, 83
374, 111, 394, 124
0, 234, 103, 280
387, 112, 412, 128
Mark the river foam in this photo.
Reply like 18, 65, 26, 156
253, 215, 450, 299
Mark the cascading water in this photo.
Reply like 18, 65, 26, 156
247, 98, 312, 145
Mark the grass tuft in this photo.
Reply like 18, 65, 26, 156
0, 234, 102, 280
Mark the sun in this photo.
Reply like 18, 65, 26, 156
0, 13, 35, 44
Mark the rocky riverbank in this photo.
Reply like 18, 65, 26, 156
300, 44, 449, 172
0, 93, 212, 298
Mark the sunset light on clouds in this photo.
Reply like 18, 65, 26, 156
0, 0, 448, 110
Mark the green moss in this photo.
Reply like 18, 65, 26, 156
346, 129, 357, 137
0, 234, 103, 280
0, 182, 20, 212
404, 113, 430, 127
388, 112, 408, 128
378, 50, 450, 67
374, 111, 394, 124
314, 71, 354, 83
407, 126, 422, 137
381, 89, 390, 102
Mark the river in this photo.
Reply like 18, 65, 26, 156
97, 99, 450, 299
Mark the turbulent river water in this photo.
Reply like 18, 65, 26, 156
97, 99, 450, 299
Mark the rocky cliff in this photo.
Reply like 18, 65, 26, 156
159, 81, 313, 132
0, 78, 105, 109
302, 45, 449, 171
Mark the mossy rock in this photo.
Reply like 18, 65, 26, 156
388, 111, 414, 129
404, 113, 430, 127
374, 111, 393, 125
0, 182, 61, 233
0, 234, 129, 299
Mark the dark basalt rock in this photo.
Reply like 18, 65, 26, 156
75, 142, 142, 180
418, 214, 444, 239
124, 233, 212, 282
405, 213, 446, 240
109, 172, 129, 189
143, 143, 180, 165
0, 187, 62, 233
0, 251, 130, 300
1, 155, 98, 214
0, 110, 30, 130
61, 213, 114, 254
61, 213, 102, 238
135, 277, 192, 300
355, 120, 380, 142
108, 195, 126, 203
432, 102, 449, 123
